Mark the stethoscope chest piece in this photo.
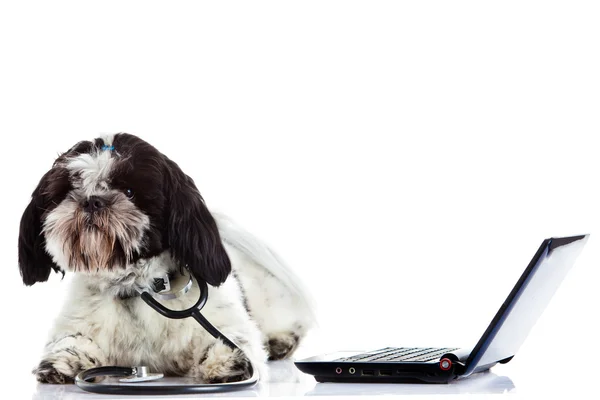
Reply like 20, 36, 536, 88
119, 366, 164, 383
75, 275, 259, 395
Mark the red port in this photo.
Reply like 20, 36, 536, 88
335, 367, 342, 374
440, 358, 452, 371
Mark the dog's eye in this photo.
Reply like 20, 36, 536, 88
124, 189, 134, 199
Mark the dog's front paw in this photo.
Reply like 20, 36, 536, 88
34, 360, 75, 384
34, 347, 99, 384
267, 332, 300, 360
193, 341, 252, 383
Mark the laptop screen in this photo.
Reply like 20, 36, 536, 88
463, 235, 589, 377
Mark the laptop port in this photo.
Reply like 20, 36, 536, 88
362, 369, 375, 376
335, 367, 342, 374
379, 369, 392, 376
349, 367, 356, 374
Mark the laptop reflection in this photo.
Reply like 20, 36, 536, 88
304, 371, 515, 396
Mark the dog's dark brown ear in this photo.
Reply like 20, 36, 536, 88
18, 167, 70, 285
163, 159, 231, 286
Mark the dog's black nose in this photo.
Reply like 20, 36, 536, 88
82, 196, 106, 213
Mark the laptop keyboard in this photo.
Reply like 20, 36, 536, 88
334, 347, 460, 363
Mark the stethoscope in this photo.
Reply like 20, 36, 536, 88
74, 272, 259, 395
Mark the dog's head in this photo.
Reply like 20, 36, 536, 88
18, 133, 231, 287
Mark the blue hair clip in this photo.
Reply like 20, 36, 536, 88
101, 145, 115, 151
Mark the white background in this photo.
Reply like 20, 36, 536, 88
0, 1, 598, 397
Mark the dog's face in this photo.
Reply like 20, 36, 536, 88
18, 133, 231, 287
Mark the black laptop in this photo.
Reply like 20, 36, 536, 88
295, 235, 589, 384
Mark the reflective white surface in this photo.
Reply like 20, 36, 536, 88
29, 360, 515, 399
23, 355, 597, 399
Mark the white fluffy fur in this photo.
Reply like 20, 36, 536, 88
63, 134, 117, 196
214, 212, 318, 331
38, 216, 315, 383
66, 151, 115, 196
43, 193, 151, 271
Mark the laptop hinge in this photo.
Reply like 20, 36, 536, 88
453, 361, 466, 375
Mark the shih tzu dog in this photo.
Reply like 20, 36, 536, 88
18, 133, 315, 384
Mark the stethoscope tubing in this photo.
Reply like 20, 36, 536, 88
75, 366, 259, 395
74, 276, 259, 395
